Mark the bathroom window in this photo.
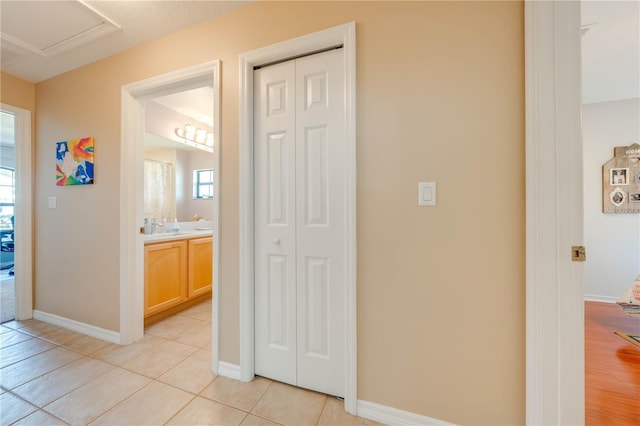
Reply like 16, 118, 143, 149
0, 167, 14, 230
193, 169, 213, 199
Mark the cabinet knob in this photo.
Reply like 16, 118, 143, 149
272, 238, 280, 245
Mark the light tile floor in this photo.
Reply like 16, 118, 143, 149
0, 300, 380, 425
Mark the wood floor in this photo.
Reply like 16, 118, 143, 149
585, 301, 640, 425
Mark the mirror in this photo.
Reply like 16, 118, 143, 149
144, 86, 215, 224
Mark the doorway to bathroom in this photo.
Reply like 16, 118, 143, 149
119, 62, 221, 374
142, 85, 216, 326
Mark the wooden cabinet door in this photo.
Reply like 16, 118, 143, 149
144, 240, 187, 317
188, 237, 213, 298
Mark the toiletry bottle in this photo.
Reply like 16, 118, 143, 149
144, 218, 152, 235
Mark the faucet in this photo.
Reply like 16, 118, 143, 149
151, 218, 164, 234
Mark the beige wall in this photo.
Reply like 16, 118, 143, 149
33, 2, 524, 424
1, 72, 35, 111
0, 72, 36, 155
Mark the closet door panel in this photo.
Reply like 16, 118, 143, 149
254, 61, 297, 386
295, 49, 345, 397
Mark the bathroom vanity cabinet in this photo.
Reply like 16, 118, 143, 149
144, 235, 212, 319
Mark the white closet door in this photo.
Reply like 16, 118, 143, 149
294, 50, 345, 397
254, 60, 298, 386
254, 48, 345, 397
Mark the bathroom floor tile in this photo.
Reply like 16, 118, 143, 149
92, 334, 166, 366
13, 357, 114, 407
251, 381, 327, 426
12, 409, 68, 426
0, 346, 81, 389
145, 315, 205, 340
157, 348, 215, 394
90, 381, 193, 426
176, 300, 212, 321
241, 414, 282, 425
44, 367, 150, 425
121, 339, 197, 378
0, 338, 57, 368
166, 396, 247, 425
40, 327, 86, 346
4, 319, 61, 337
173, 321, 211, 348
0, 392, 37, 425
65, 335, 112, 355
200, 376, 271, 412
0, 329, 34, 347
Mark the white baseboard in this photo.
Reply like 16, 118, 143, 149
584, 294, 619, 303
218, 361, 241, 380
357, 400, 455, 426
33, 310, 120, 344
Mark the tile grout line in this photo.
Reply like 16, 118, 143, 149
160, 391, 198, 426
247, 377, 274, 414
316, 395, 330, 426
3, 390, 37, 422
0, 342, 59, 370
3, 388, 72, 426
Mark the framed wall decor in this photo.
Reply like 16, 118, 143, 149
602, 143, 640, 213
56, 137, 94, 186
610, 168, 629, 185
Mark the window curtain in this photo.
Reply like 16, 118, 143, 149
144, 159, 175, 223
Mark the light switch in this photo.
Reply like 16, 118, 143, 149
418, 182, 436, 206
48, 196, 57, 209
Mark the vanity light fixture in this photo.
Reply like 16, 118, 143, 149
175, 124, 214, 153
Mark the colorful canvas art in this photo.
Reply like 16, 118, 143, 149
56, 137, 94, 186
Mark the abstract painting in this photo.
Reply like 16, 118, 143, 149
56, 137, 94, 186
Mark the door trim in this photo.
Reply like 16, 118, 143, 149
525, 2, 584, 424
1, 103, 33, 320
119, 61, 221, 375
238, 22, 357, 414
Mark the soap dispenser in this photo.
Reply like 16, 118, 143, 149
171, 218, 180, 232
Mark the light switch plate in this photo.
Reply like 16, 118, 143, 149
418, 182, 436, 206
48, 196, 56, 209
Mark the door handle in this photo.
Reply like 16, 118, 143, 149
272, 238, 280, 245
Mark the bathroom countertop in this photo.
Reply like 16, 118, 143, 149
143, 228, 213, 244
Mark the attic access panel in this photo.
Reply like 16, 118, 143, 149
0, 1, 120, 58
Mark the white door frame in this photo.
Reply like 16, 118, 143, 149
238, 22, 357, 414
525, 2, 584, 424
1, 103, 33, 320
119, 62, 221, 374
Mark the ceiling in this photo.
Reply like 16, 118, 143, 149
153, 86, 214, 128
0, 0, 252, 83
